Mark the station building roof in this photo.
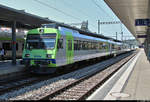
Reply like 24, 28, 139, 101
104, 0, 150, 44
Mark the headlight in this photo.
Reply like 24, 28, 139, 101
47, 54, 52, 58
25, 54, 30, 57
39, 29, 44, 33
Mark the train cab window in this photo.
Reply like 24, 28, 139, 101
27, 34, 56, 50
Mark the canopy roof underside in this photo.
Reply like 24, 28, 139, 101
104, 0, 150, 44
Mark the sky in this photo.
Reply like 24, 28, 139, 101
0, 0, 134, 40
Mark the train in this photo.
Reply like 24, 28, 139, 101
0, 27, 26, 60
21, 24, 132, 74
0, 37, 24, 59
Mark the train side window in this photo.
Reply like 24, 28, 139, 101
99, 42, 103, 50
88, 42, 91, 50
60, 39, 63, 49
22, 44, 24, 50
94, 42, 97, 49
82, 41, 84, 50
89, 42, 91, 50
102, 42, 106, 49
79, 41, 82, 50
87, 42, 89, 50
57, 39, 63, 49
74, 40, 78, 50
16, 43, 18, 51
112, 44, 115, 50
78, 40, 81, 50
77, 40, 79, 50
84, 41, 88, 50
68, 40, 72, 50
92, 42, 94, 49
3, 43, 11, 51
93, 42, 95, 49
3, 43, 18, 51
81, 41, 84, 50
82, 41, 85, 50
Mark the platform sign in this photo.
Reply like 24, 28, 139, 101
137, 35, 147, 38
135, 19, 150, 26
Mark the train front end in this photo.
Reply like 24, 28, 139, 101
22, 28, 59, 74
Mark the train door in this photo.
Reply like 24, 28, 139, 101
66, 32, 74, 64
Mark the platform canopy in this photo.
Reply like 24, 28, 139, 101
0, 4, 56, 29
104, 0, 150, 44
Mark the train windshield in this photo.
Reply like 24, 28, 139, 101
26, 34, 56, 50
41, 39, 56, 49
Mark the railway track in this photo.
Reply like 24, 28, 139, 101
0, 72, 40, 95
42, 51, 137, 100
0, 70, 71, 95
0, 59, 103, 95
0, 51, 137, 100
0, 52, 122, 95
2, 51, 136, 100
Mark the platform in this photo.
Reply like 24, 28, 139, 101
0, 59, 25, 76
120, 49, 150, 100
87, 49, 150, 100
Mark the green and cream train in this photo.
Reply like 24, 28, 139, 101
22, 24, 131, 74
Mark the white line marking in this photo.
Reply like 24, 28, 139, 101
104, 51, 141, 100
87, 51, 141, 100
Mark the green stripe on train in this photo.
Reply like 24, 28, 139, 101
66, 31, 74, 64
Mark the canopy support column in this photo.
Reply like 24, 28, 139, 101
12, 21, 16, 65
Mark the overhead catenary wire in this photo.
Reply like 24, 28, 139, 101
91, 0, 115, 21
34, 0, 81, 21
34, 0, 97, 32
60, 0, 95, 20
59, 0, 97, 30
91, 0, 123, 37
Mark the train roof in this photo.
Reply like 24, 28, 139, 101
58, 26, 122, 45
41, 23, 122, 43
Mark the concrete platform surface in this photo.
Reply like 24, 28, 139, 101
87, 49, 149, 100
120, 49, 150, 100
0, 59, 25, 76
